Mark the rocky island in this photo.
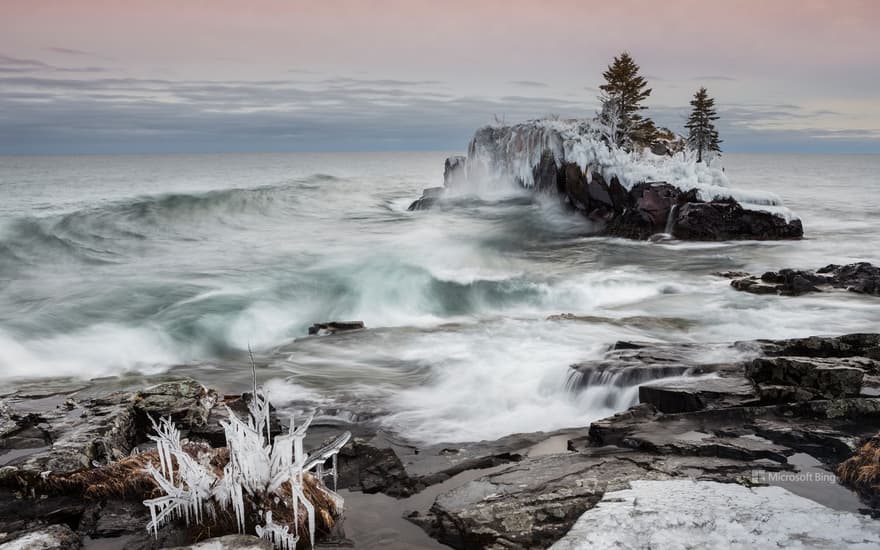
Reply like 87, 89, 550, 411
411, 120, 804, 241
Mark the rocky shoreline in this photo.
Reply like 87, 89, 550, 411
3, 332, 880, 549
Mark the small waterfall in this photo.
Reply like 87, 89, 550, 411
664, 204, 680, 236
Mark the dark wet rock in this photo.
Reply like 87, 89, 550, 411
674, 201, 804, 240
134, 379, 218, 432
0, 392, 137, 475
338, 437, 422, 497
561, 163, 590, 210
308, 321, 366, 336
752, 333, 880, 361
0, 489, 86, 537
586, 173, 614, 209
0, 523, 82, 549
532, 150, 561, 193
819, 262, 880, 295
408, 187, 445, 211
639, 375, 757, 413
409, 453, 650, 549
603, 182, 680, 239
746, 357, 863, 400
731, 262, 880, 297
443, 156, 467, 188
188, 393, 282, 448
712, 270, 751, 279
335, 428, 579, 498
567, 341, 737, 391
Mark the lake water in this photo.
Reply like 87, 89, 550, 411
1, 152, 878, 442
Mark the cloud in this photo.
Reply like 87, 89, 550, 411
510, 80, 549, 88
0, 53, 110, 74
0, 73, 875, 154
47, 47, 92, 56
0, 54, 52, 69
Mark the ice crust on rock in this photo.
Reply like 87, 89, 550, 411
550, 479, 880, 550
465, 119, 799, 221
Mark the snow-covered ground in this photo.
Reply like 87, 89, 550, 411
550, 479, 880, 550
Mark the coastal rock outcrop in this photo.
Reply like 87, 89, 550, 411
410, 333, 880, 548
729, 263, 880, 296
5, 334, 880, 549
409, 120, 804, 241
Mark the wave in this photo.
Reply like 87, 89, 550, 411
0, 177, 335, 274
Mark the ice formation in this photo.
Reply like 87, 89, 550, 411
143, 386, 350, 549
465, 119, 798, 222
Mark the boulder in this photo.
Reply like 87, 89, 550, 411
746, 357, 864, 399
674, 201, 804, 240
731, 263, 880, 297
134, 378, 218, 431
308, 320, 366, 336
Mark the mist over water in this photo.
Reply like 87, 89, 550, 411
1, 152, 879, 442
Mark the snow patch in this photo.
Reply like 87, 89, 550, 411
550, 479, 880, 550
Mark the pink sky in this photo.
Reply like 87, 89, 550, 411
1, 0, 878, 153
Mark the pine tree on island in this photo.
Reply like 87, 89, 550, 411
597, 52, 656, 149
685, 86, 723, 163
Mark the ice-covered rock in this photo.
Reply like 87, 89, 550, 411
415, 119, 804, 240
549, 479, 880, 550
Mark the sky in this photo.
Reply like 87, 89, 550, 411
1, 0, 878, 154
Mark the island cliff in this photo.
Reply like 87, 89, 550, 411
411, 120, 804, 241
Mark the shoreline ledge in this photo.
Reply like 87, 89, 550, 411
3, 332, 880, 548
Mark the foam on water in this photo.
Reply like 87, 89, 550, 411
1, 151, 879, 443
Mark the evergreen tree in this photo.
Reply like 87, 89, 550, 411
597, 52, 654, 148
685, 87, 722, 163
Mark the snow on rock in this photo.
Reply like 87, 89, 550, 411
464, 119, 797, 221
168, 534, 273, 550
0, 524, 81, 550
549, 479, 880, 550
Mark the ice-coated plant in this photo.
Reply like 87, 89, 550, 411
142, 374, 350, 549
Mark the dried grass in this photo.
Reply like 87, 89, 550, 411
20, 442, 338, 547
837, 432, 880, 498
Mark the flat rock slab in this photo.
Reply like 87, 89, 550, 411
549, 479, 880, 550
639, 375, 757, 413
410, 452, 673, 549
0, 524, 81, 550
169, 535, 273, 549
